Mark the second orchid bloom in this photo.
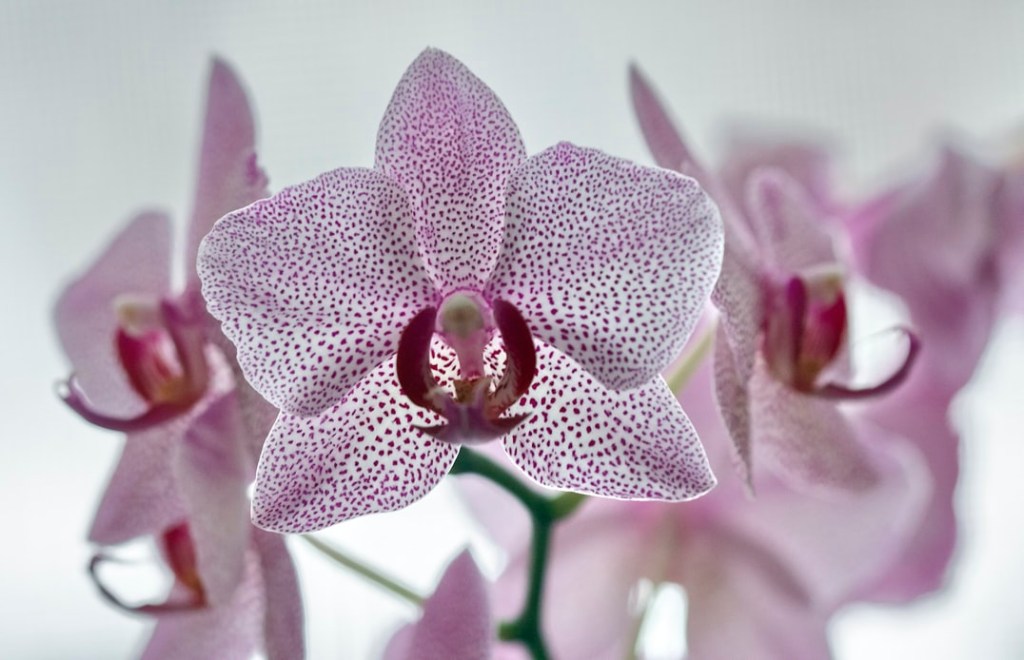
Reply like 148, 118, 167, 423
198, 48, 725, 532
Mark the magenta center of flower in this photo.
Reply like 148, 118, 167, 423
762, 267, 847, 392
396, 293, 537, 444
60, 295, 211, 432
114, 295, 210, 407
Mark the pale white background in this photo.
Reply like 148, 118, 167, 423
2, 1, 1024, 658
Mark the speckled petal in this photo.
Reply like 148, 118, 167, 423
185, 57, 269, 283
175, 390, 251, 607
748, 356, 879, 492
384, 550, 492, 660
141, 548, 264, 660
198, 167, 438, 417
712, 323, 753, 489
55, 211, 172, 417
502, 343, 716, 500
486, 143, 723, 390
251, 346, 460, 532
375, 48, 526, 294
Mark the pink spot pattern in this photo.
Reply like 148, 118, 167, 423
253, 341, 460, 532
199, 168, 438, 417
487, 143, 723, 391
504, 342, 715, 500
376, 48, 527, 294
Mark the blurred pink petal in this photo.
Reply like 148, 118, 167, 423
253, 530, 305, 660
848, 145, 1001, 389
175, 390, 251, 606
185, 57, 269, 284
384, 550, 492, 660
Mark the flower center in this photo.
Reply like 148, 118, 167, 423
762, 266, 847, 392
396, 295, 537, 444
114, 295, 209, 407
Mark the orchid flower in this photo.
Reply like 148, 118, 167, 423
630, 65, 918, 492
462, 350, 929, 660
198, 48, 724, 533
55, 57, 276, 450
54, 58, 301, 657
88, 391, 304, 660
841, 144, 1016, 601
383, 550, 492, 660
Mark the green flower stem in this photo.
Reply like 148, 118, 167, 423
665, 320, 717, 395
301, 534, 425, 607
450, 447, 588, 660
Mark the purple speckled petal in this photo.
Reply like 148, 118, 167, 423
185, 57, 269, 284
252, 529, 305, 660
745, 168, 836, 272
55, 211, 172, 417
198, 167, 438, 417
175, 390, 251, 607
251, 344, 460, 532
141, 548, 264, 660
712, 323, 753, 489
375, 48, 526, 294
748, 356, 879, 492
486, 143, 723, 390
384, 550, 492, 660
502, 343, 716, 500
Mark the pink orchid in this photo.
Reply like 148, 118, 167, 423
88, 392, 304, 660
464, 352, 929, 660
630, 65, 918, 492
842, 144, 1020, 601
383, 550, 492, 660
198, 48, 724, 532
54, 59, 302, 657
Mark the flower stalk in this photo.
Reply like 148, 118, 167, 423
450, 447, 587, 660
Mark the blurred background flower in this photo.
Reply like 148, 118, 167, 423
2, 1, 1023, 658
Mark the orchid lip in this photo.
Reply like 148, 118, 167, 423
59, 375, 195, 432
88, 524, 208, 616
88, 553, 206, 615
396, 298, 537, 444
813, 327, 921, 400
